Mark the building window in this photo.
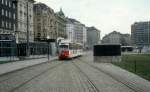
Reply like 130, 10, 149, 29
2, 21, 4, 27
14, 24, 16, 31
20, 23, 22, 28
9, 1, 11, 7
2, 0, 4, 4
9, 22, 11, 29
13, 13, 16, 19
24, 12, 26, 16
6, 22, 8, 28
9, 12, 11, 18
13, 3, 15, 8
20, 3, 22, 7
5, 10, 8, 17
5, 0, 7, 6
2, 9, 4, 15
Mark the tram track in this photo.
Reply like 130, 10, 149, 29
77, 58, 143, 92
0, 56, 143, 92
72, 61, 100, 92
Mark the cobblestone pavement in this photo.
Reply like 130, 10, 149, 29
0, 54, 139, 92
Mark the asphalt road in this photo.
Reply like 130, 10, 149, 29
0, 55, 137, 92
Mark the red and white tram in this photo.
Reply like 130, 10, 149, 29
58, 40, 83, 60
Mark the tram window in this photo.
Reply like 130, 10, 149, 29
69, 45, 74, 50
60, 45, 68, 49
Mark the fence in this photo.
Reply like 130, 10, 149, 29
113, 54, 150, 81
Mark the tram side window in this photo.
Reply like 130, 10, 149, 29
69, 44, 74, 50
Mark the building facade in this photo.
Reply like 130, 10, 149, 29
102, 31, 121, 44
131, 21, 150, 47
83, 25, 87, 47
34, 3, 56, 41
87, 27, 101, 49
0, 0, 17, 57
0, 0, 16, 36
34, 4, 66, 41
66, 18, 87, 47
66, 20, 74, 42
102, 31, 131, 46
74, 22, 83, 44
55, 9, 67, 39
122, 34, 131, 46
16, 0, 34, 43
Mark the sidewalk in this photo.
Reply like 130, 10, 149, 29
0, 56, 58, 76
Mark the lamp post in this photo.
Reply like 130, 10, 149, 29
47, 36, 50, 61
148, 22, 150, 47
26, 0, 30, 57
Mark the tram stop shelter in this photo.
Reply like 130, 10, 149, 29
94, 44, 121, 63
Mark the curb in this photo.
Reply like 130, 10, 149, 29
0, 57, 58, 76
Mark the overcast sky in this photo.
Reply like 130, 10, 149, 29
35, 0, 150, 38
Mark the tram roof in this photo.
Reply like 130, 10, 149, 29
96, 44, 121, 46
0, 40, 13, 42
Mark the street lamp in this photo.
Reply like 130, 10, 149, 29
26, 0, 30, 57
47, 36, 50, 61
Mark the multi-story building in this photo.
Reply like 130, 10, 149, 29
66, 18, 87, 47
102, 31, 131, 46
34, 3, 56, 41
74, 22, 83, 44
34, 4, 66, 41
87, 27, 101, 49
55, 9, 67, 39
66, 19, 74, 42
131, 21, 150, 47
0, 0, 16, 36
16, 0, 34, 43
102, 31, 121, 44
122, 34, 131, 46
0, 0, 17, 57
83, 25, 87, 47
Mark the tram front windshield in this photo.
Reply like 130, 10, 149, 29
59, 45, 69, 50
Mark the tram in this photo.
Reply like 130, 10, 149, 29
58, 40, 83, 60
121, 46, 134, 52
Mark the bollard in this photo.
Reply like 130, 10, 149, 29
134, 60, 137, 73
